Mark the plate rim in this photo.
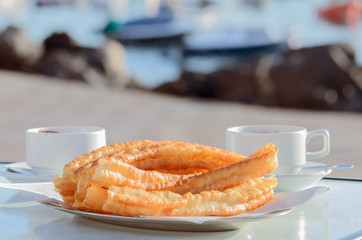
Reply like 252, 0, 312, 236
34, 196, 293, 227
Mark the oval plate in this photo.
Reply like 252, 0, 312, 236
34, 197, 292, 232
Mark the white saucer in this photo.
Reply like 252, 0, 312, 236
271, 162, 331, 192
0, 162, 57, 182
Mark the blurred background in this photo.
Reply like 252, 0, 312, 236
1, 0, 362, 111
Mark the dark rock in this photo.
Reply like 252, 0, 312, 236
36, 32, 131, 87
43, 32, 78, 51
36, 49, 87, 81
0, 26, 42, 72
155, 44, 362, 112
270, 45, 362, 111
0, 27, 131, 88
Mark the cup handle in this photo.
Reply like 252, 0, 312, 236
306, 129, 330, 160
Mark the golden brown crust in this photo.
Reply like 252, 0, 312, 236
100, 175, 277, 216
168, 144, 277, 195
53, 140, 278, 216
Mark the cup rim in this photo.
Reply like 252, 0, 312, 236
26, 126, 105, 135
226, 125, 306, 134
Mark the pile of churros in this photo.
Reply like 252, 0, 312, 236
53, 140, 278, 216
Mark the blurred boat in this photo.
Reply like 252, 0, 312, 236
104, 6, 192, 41
318, 1, 361, 26
182, 28, 285, 55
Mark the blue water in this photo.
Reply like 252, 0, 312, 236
1, 0, 361, 88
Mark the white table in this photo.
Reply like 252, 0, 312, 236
0, 177, 361, 240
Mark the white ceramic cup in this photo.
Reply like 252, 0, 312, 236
225, 125, 330, 174
26, 126, 106, 174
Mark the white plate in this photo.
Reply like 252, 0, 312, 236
271, 162, 332, 192
0, 162, 57, 182
34, 196, 292, 232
